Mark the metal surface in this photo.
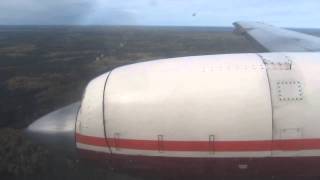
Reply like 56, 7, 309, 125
102, 53, 273, 157
78, 149, 320, 177
260, 52, 320, 156
25, 102, 80, 153
75, 72, 111, 153
233, 21, 320, 52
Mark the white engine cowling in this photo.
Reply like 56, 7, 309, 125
76, 52, 320, 159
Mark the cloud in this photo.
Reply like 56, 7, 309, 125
0, 0, 319, 27
0, 0, 92, 25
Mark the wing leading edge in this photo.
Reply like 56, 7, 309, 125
233, 21, 320, 52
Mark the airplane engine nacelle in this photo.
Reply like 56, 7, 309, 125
75, 52, 320, 176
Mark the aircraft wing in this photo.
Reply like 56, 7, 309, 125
233, 21, 320, 52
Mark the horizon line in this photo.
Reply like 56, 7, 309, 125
0, 24, 320, 30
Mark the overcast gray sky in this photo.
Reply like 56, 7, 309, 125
0, 0, 319, 27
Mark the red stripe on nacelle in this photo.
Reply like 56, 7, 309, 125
76, 133, 320, 152
76, 133, 107, 147
107, 138, 271, 151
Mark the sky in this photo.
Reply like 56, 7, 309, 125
0, 0, 319, 28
